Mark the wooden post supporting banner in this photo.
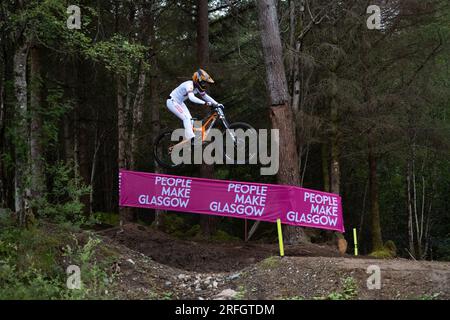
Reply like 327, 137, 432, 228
247, 221, 260, 242
277, 219, 284, 257
353, 228, 358, 256
244, 219, 248, 242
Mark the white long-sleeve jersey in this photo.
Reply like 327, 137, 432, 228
169, 80, 218, 106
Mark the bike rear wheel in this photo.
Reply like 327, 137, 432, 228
153, 129, 185, 169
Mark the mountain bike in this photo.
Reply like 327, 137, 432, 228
153, 104, 257, 169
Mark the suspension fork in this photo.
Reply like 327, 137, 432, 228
220, 118, 238, 145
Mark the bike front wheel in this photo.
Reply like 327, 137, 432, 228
222, 122, 258, 165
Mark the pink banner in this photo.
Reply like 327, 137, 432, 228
119, 170, 344, 232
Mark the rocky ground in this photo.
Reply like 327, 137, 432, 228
95, 224, 450, 300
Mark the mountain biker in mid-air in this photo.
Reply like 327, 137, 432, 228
166, 69, 224, 148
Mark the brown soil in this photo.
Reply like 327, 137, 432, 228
96, 223, 450, 300
99, 223, 345, 272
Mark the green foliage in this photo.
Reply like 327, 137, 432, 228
34, 161, 91, 226
158, 214, 188, 237
146, 290, 175, 300
234, 285, 247, 300
0, 225, 61, 278
0, 265, 65, 299
91, 212, 120, 227
84, 34, 149, 74
185, 224, 201, 238
157, 216, 239, 242
370, 241, 397, 259
4, 0, 93, 53
340, 277, 358, 299
160, 291, 173, 300
61, 234, 117, 299
418, 293, 441, 300
41, 88, 72, 146
335, 232, 345, 240
315, 277, 358, 300
0, 220, 116, 299
384, 240, 397, 257
210, 229, 241, 243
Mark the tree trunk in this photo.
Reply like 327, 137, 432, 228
327, 58, 340, 244
145, 6, 165, 228
416, 175, 425, 258
197, 0, 218, 238
329, 77, 340, 195
0, 55, 6, 207
89, 116, 103, 214
291, 40, 301, 114
13, 43, 30, 226
130, 64, 146, 170
62, 61, 74, 163
257, 0, 307, 244
361, 28, 383, 253
321, 144, 330, 192
368, 131, 383, 251
74, 63, 91, 216
287, 0, 296, 80
29, 46, 46, 205
328, 22, 340, 196
117, 75, 133, 223
63, 114, 74, 161
289, 0, 302, 113
150, 67, 165, 227
406, 161, 415, 256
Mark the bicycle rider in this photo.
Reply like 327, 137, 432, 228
166, 69, 224, 147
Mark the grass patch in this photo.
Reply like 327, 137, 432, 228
315, 276, 358, 300
369, 249, 394, 259
161, 291, 174, 300
418, 293, 441, 300
234, 285, 247, 299
369, 241, 397, 259
260, 256, 281, 270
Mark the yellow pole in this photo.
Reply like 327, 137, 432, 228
353, 228, 358, 256
277, 219, 284, 257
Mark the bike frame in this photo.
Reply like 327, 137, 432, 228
194, 106, 232, 142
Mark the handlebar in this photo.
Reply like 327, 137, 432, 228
210, 103, 224, 110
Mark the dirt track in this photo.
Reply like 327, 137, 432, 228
99, 223, 345, 272
98, 223, 450, 300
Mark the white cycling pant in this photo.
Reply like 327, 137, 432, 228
166, 99, 195, 140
